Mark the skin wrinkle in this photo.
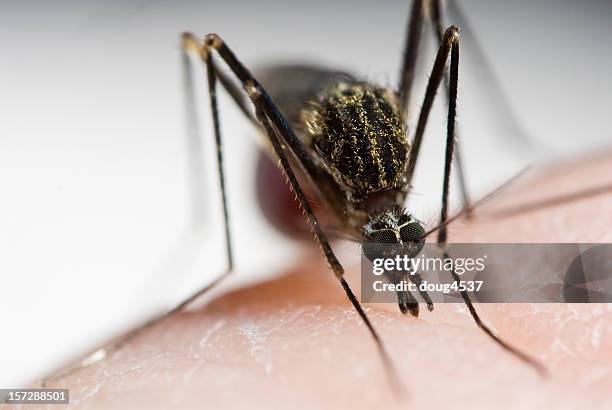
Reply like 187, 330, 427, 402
28, 152, 612, 409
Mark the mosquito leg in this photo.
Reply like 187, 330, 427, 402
430, 33, 546, 375
205, 53, 234, 272
398, 0, 425, 116
210, 58, 258, 125
436, 25, 459, 245
404, 28, 458, 187
182, 33, 402, 389
443, 250, 548, 376
429, 0, 471, 214
39, 53, 237, 385
397, 1, 469, 214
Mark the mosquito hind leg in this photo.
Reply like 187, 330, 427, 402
426, 26, 547, 376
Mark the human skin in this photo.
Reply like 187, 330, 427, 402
32, 151, 612, 409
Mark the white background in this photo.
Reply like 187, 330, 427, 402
1, 0, 611, 387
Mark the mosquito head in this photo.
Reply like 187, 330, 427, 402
362, 207, 425, 262
363, 206, 425, 244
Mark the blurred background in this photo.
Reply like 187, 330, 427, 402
1, 0, 611, 388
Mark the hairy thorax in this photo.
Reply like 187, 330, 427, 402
300, 82, 409, 205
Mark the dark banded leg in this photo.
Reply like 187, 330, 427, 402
182, 32, 402, 390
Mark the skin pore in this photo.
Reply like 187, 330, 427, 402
34, 151, 612, 409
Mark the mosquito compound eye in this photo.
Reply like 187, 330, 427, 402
369, 229, 398, 244
399, 222, 425, 243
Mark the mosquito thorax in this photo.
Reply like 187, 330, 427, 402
301, 81, 409, 204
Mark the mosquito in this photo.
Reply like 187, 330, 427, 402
42, 0, 547, 387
